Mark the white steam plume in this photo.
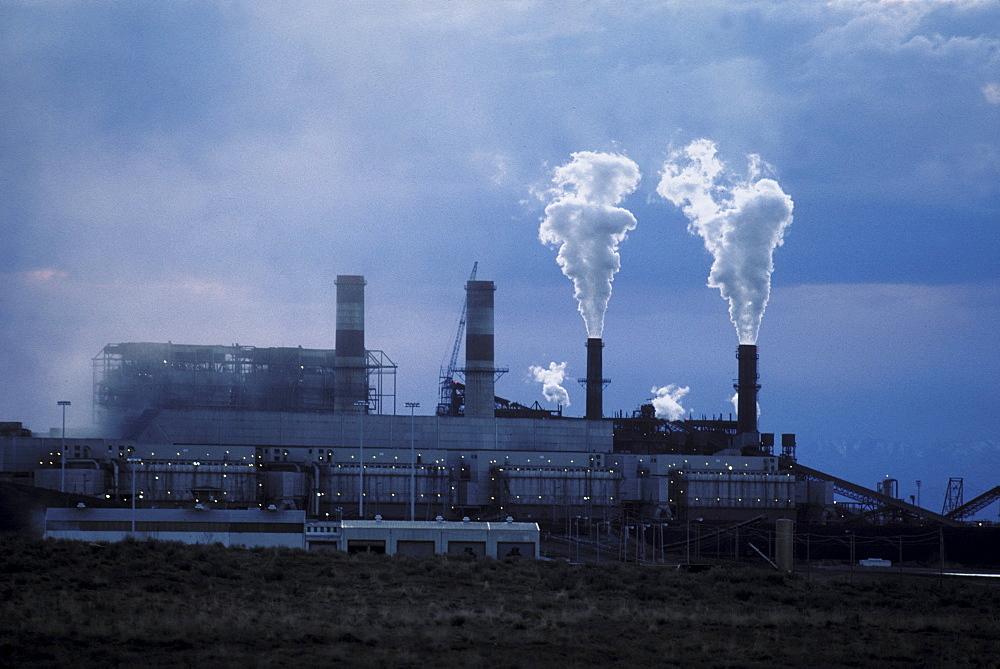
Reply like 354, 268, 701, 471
539, 151, 641, 338
730, 392, 760, 420
656, 139, 793, 344
651, 384, 690, 421
529, 362, 571, 407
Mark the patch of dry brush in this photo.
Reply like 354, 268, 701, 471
1, 537, 997, 667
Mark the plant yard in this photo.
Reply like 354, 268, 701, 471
1, 537, 998, 668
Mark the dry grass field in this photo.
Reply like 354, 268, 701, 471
1, 537, 998, 668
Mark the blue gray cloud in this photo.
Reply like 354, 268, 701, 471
1, 0, 997, 494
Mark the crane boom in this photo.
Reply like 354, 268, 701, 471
437, 262, 477, 415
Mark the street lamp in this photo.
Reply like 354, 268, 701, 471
575, 516, 584, 563
405, 402, 420, 521
354, 400, 368, 517
642, 523, 651, 563
57, 401, 70, 494
126, 457, 142, 536
686, 516, 703, 564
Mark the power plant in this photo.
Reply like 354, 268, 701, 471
2, 271, 996, 557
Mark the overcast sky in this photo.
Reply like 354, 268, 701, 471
2, 1, 998, 511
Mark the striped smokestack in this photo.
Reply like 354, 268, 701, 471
735, 344, 760, 434
464, 280, 495, 418
586, 338, 604, 420
335, 275, 367, 412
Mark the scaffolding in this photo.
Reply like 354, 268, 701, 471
93, 342, 397, 423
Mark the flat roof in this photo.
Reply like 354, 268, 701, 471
47, 508, 306, 522
337, 520, 539, 531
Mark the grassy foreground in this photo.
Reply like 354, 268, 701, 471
1, 537, 998, 668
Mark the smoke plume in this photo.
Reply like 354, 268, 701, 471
529, 362, 571, 407
651, 384, 690, 421
656, 139, 793, 344
730, 392, 760, 420
539, 151, 641, 338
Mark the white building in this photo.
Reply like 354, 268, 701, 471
44, 507, 306, 549
306, 517, 540, 558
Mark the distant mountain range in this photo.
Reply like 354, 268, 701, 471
801, 439, 1000, 521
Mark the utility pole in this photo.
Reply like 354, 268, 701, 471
405, 402, 420, 521
354, 400, 368, 517
126, 457, 142, 536
58, 401, 70, 495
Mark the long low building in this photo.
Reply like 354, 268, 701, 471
12, 426, 800, 523
42, 507, 541, 559
44, 507, 306, 549
306, 517, 540, 558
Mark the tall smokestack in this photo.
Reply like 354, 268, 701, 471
335, 275, 367, 412
464, 280, 495, 418
585, 338, 604, 420
735, 344, 759, 434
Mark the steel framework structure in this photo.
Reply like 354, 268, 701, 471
93, 342, 397, 422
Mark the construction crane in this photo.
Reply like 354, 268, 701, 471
436, 262, 477, 416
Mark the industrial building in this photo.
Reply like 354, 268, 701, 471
307, 518, 540, 558
43, 507, 307, 549
2, 272, 990, 557
41, 507, 539, 559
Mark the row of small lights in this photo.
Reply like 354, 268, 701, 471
57, 449, 773, 472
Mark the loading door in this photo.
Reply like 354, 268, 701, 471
447, 541, 486, 558
396, 540, 436, 556
497, 542, 535, 559
347, 539, 386, 554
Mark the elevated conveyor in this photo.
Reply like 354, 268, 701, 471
946, 485, 1000, 520
789, 462, 963, 527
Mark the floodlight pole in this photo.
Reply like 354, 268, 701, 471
57, 401, 70, 494
686, 516, 703, 564
354, 400, 368, 517
405, 402, 420, 521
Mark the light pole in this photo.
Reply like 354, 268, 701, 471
642, 524, 651, 563
58, 401, 70, 494
686, 518, 691, 564
126, 457, 142, 536
686, 516, 703, 564
405, 402, 420, 521
354, 400, 368, 517
574, 516, 581, 563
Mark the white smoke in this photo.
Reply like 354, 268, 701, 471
656, 139, 793, 344
529, 361, 571, 407
651, 384, 690, 421
730, 392, 761, 420
539, 151, 641, 338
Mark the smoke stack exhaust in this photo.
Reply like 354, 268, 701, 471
335, 275, 367, 412
586, 338, 604, 420
464, 280, 496, 418
735, 344, 759, 434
